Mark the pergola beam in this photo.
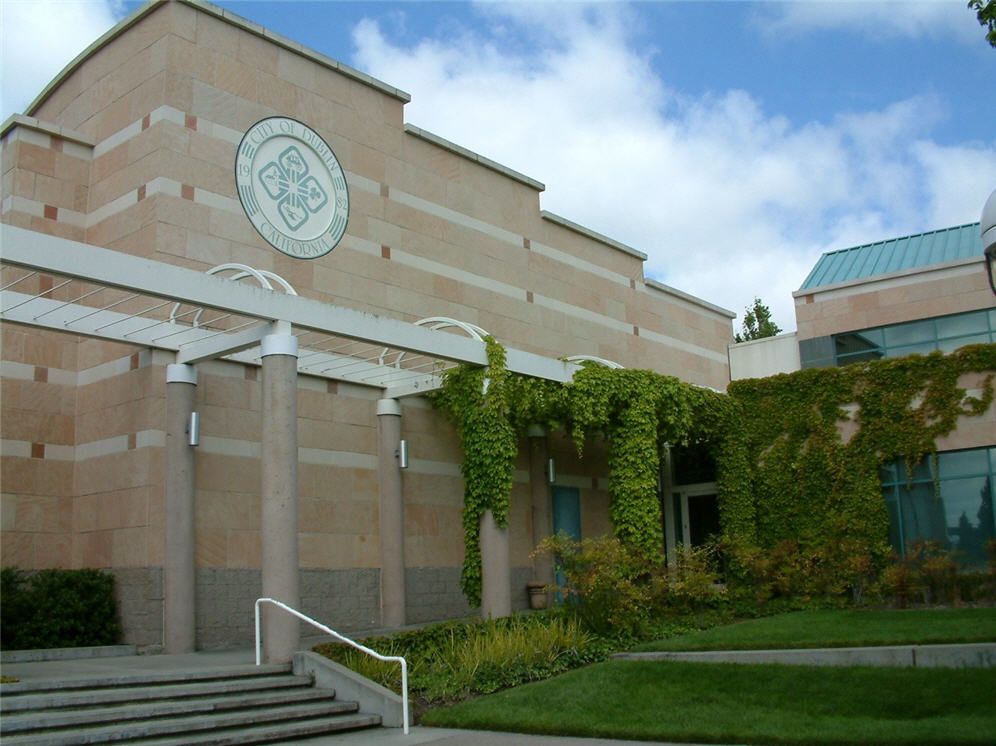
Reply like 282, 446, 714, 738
0, 225, 581, 388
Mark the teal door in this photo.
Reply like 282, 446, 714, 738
551, 487, 581, 598
552, 486, 581, 540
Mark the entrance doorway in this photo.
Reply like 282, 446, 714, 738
671, 484, 720, 548
551, 486, 580, 596
551, 486, 581, 540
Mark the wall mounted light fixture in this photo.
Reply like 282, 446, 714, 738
187, 412, 200, 447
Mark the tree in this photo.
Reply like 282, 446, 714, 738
969, 0, 996, 48
734, 297, 782, 343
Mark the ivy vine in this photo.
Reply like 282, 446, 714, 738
722, 345, 996, 582
432, 340, 996, 606
430, 338, 519, 606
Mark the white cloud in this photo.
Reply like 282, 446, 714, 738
352, 4, 995, 334
755, 0, 980, 43
1, 0, 991, 339
0, 0, 122, 120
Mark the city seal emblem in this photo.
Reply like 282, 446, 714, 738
235, 117, 349, 259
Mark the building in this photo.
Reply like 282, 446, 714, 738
730, 218, 996, 567
0, 0, 735, 654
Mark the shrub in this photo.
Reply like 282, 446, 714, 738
880, 563, 922, 608
532, 533, 653, 637
0, 568, 121, 650
650, 544, 725, 617
314, 614, 605, 703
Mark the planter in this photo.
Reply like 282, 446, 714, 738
526, 581, 548, 610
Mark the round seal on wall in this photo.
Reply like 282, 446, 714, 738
235, 117, 349, 259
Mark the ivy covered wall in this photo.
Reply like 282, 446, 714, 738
432, 342, 996, 605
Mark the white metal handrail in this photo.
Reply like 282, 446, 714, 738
254, 598, 409, 734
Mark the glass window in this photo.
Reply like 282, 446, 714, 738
882, 447, 995, 568
939, 334, 991, 354
883, 319, 934, 347
672, 442, 716, 486
888, 342, 937, 358
936, 311, 988, 339
938, 450, 987, 479
832, 309, 996, 366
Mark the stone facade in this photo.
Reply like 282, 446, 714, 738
1, 0, 734, 649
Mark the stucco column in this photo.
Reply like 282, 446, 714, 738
377, 398, 406, 629
480, 509, 511, 618
260, 332, 300, 663
528, 426, 554, 585
164, 363, 197, 653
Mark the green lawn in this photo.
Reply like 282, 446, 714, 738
421, 608, 996, 744
423, 659, 996, 744
632, 607, 996, 652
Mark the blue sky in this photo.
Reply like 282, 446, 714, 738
2, 0, 994, 332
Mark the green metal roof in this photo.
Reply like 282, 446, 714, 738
800, 222, 982, 291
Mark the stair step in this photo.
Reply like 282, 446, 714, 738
1, 674, 313, 713
115, 713, 384, 746
0, 664, 290, 697
1, 686, 337, 733
0, 700, 366, 746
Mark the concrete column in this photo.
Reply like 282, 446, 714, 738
260, 332, 300, 663
480, 509, 511, 618
164, 363, 197, 653
377, 398, 406, 629
527, 426, 554, 586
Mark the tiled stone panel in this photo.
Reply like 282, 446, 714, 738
1, 0, 736, 643
795, 263, 991, 342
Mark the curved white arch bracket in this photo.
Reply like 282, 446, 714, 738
564, 355, 624, 369
381, 316, 491, 368
169, 264, 298, 326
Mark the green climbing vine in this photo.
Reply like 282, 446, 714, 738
430, 338, 519, 607
566, 367, 731, 561
720, 345, 996, 596
432, 354, 730, 603
432, 340, 996, 607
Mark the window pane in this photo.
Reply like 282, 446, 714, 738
672, 442, 715, 485
939, 334, 991, 353
880, 463, 899, 484
884, 319, 934, 347
838, 350, 884, 365
939, 450, 988, 478
885, 342, 936, 358
935, 311, 988, 339
897, 480, 947, 550
940, 476, 994, 568
835, 330, 883, 358
883, 488, 904, 554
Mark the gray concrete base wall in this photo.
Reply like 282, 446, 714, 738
195, 568, 261, 650
111, 565, 536, 651
404, 566, 534, 624
405, 566, 474, 624
111, 567, 164, 650
301, 568, 380, 634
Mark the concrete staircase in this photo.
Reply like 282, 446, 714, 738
0, 663, 382, 745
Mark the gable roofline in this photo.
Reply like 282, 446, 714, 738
23, 0, 410, 120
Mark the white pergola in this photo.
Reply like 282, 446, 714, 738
0, 223, 597, 660
0, 225, 580, 397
